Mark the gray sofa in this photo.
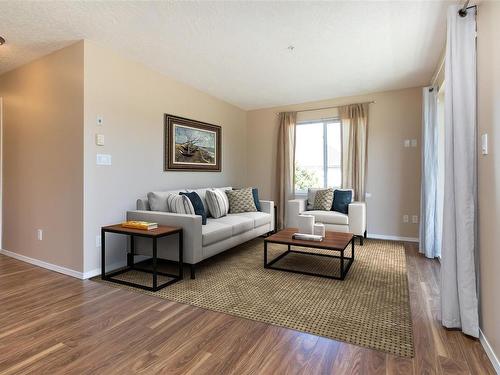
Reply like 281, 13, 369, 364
127, 186, 275, 278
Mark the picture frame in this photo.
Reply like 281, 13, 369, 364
164, 114, 222, 172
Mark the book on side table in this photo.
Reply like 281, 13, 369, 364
121, 221, 158, 230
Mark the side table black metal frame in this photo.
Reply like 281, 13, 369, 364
101, 226, 183, 292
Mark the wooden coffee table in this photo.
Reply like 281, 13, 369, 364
264, 228, 354, 280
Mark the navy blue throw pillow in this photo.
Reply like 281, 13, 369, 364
252, 188, 262, 212
180, 192, 207, 225
332, 190, 352, 214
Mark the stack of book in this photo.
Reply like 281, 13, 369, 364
121, 221, 158, 230
292, 233, 324, 242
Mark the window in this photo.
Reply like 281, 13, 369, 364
295, 119, 342, 194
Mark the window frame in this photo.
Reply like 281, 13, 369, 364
294, 117, 342, 195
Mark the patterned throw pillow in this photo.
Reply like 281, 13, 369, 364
206, 189, 230, 218
312, 188, 334, 211
166, 194, 196, 215
225, 188, 257, 214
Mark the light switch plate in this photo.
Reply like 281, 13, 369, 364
412, 215, 419, 224
403, 215, 409, 223
404, 139, 410, 148
96, 154, 112, 165
411, 139, 417, 147
37, 229, 43, 241
96, 134, 105, 146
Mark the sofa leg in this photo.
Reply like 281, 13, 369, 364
359, 236, 364, 246
364, 230, 367, 238
190, 264, 196, 279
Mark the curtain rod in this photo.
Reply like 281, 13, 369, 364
278, 101, 375, 115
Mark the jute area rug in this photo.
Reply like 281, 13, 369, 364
95, 238, 414, 357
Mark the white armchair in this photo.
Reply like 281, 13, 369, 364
287, 197, 366, 245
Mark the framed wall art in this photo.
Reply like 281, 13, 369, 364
164, 114, 221, 172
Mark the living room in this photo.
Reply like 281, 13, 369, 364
0, 1, 499, 374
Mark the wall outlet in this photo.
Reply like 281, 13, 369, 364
403, 215, 409, 223
412, 215, 419, 224
37, 229, 43, 241
96, 235, 101, 248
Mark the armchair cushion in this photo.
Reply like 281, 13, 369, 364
306, 210, 349, 225
332, 189, 353, 214
312, 188, 334, 210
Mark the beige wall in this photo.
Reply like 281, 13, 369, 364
247, 87, 422, 239
477, 0, 500, 360
83, 41, 247, 273
0, 42, 84, 271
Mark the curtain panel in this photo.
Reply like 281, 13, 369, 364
340, 103, 369, 201
276, 112, 297, 229
441, 5, 479, 337
420, 86, 441, 258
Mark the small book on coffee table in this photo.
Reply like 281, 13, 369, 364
292, 233, 324, 241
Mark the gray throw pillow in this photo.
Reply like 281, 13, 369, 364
225, 188, 257, 214
312, 188, 334, 211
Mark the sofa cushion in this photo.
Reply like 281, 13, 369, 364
306, 210, 349, 225
215, 214, 254, 235
233, 212, 271, 228
202, 220, 233, 246
147, 190, 186, 211
206, 189, 230, 218
226, 188, 257, 214
166, 194, 195, 215
180, 192, 207, 225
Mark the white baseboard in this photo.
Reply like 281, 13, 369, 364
82, 260, 127, 280
367, 233, 419, 242
480, 328, 500, 374
0, 248, 84, 279
0, 248, 127, 280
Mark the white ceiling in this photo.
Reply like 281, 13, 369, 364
0, 1, 452, 110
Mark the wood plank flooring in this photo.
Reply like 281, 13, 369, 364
0, 243, 495, 374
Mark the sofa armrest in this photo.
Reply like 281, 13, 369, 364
260, 200, 275, 231
127, 210, 203, 264
348, 202, 366, 236
286, 199, 307, 228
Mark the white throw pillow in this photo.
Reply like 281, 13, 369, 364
166, 194, 195, 215
206, 189, 229, 218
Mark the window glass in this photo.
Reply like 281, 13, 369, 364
295, 120, 342, 193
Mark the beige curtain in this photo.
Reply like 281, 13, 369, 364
340, 103, 369, 201
276, 112, 297, 229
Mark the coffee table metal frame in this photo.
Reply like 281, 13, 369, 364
264, 235, 354, 280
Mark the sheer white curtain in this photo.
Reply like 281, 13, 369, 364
420, 86, 441, 258
441, 5, 479, 337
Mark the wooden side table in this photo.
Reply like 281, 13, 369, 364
101, 224, 183, 292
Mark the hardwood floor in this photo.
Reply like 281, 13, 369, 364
0, 243, 495, 374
